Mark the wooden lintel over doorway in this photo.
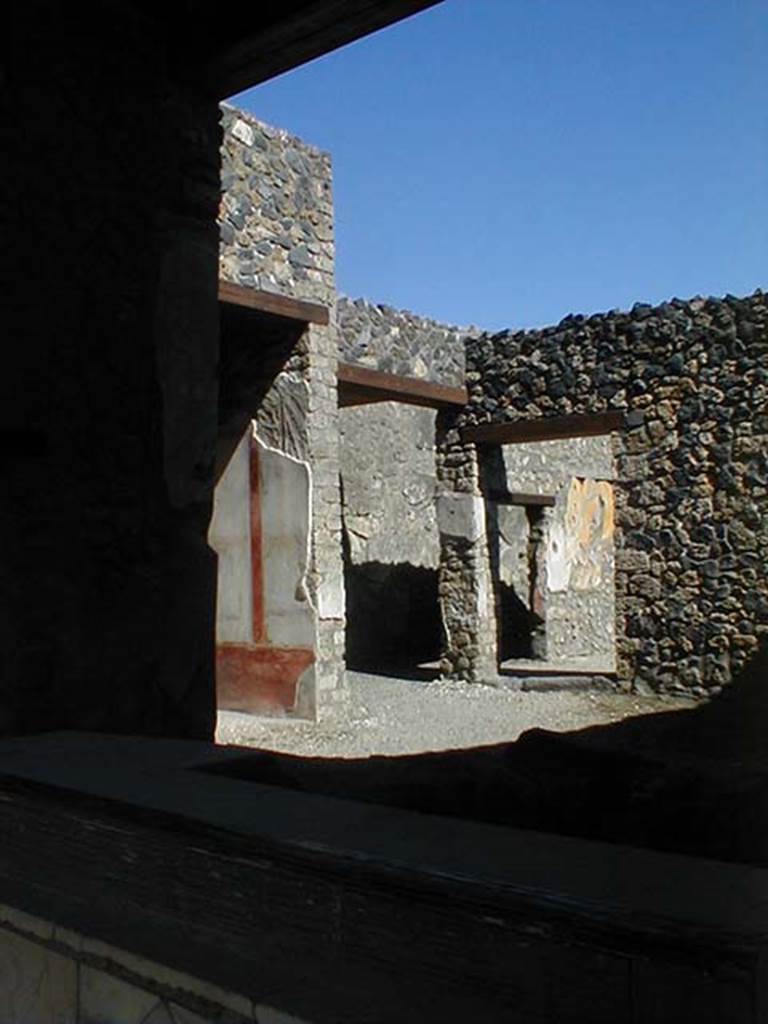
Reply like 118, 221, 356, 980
338, 362, 469, 410
461, 410, 628, 446
218, 279, 330, 326
485, 490, 556, 508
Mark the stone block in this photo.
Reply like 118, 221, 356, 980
436, 493, 485, 542
80, 966, 162, 1024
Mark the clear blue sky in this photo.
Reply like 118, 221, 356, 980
231, 0, 767, 331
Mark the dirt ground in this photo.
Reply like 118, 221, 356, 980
216, 671, 696, 757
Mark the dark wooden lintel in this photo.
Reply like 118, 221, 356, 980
203, 2, 444, 98
338, 362, 468, 409
218, 279, 329, 326
486, 490, 556, 507
462, 411, 626, 446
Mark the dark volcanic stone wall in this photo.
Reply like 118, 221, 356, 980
462, 292, 768, 697
338, 298, 465, 386
219, 106, 334, 306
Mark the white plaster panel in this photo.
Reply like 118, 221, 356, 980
0, 906, 252, 1024
0, 927, 77, 1023
316, 572, 345, 620
210, 429, 253, 644
545, 480, 615, 595
0, 903, 54, 942
546, 521, 570, 593
435, 493, 485, 543
257, 439, 314, 647
79, 966, 161, 1023
230, 118, 254, 146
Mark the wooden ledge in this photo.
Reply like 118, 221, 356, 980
485, 490, 556, 507
218, 280, 329, 326
338, 362, 468, 409
461, 410, 627, 446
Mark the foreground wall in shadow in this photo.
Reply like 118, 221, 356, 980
2, 729, 765, 1024
1, 7, 221, 738
344, 561, 443, 672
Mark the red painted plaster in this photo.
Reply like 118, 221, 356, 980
216, 644, 314, 714
249, 439, 266, 643
216, 435, 314, 716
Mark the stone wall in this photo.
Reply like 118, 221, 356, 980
216, 108, 766, 703
217, 107, 344, 712
220, 106, 334, 304
338, 297, 465, 385
339, 402, 443, 670
435, 415, 499, 681
457, 292, 768, 697
491, 436, 616, 667
335, 301, 466, 671
340, 403, 439, 568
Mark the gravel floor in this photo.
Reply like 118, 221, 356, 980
216, 671, 695, 757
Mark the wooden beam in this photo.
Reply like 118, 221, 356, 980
218, 280, 329, 326
461, 411, 626, 446
202, 2, 444, 98
485, 490, 556, 507
338, 362, 468, 409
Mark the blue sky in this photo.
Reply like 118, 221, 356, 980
231, 0, 767, 331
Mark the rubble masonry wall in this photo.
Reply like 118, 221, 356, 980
457, 292, 768, 696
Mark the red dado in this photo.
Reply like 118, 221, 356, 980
213, 434, 315, 716
216, 643, 314, 714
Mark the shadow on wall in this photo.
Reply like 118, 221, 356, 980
498, 582, 541, 661
344, 560, 444, 678
203, 639, 768, 867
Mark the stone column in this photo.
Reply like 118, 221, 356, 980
611, 427, 636, 691
436, 413, 498, 681
304, 316, 346, 715
529, 506, 551, 660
